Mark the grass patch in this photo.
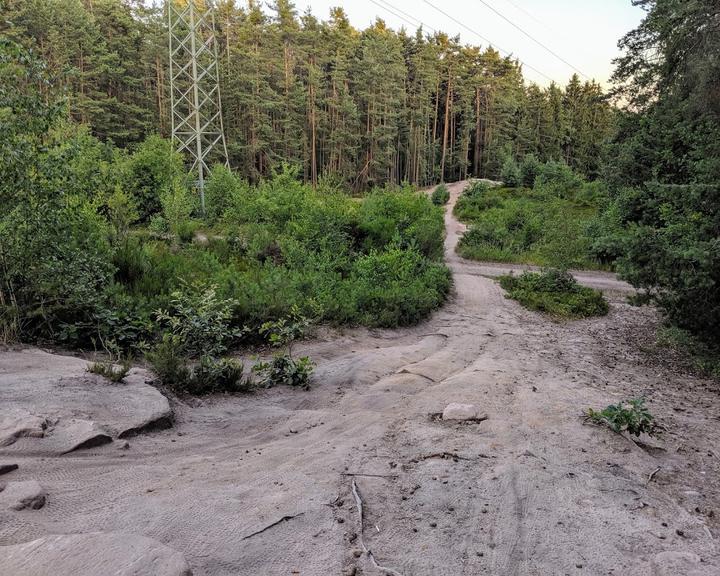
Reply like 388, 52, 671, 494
499, 269, 609, 319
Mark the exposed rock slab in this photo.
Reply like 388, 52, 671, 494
441, 402, 487, 422
0, 349, 172, 453
0, 532, 192, 576
47, 419, 113, 454
0, 480, 46, 510
0, 409, 47, 447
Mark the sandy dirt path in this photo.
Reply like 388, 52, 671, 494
1, 182, 719, 575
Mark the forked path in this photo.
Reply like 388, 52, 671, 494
1, 182, 719, 575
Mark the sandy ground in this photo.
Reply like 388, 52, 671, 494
1, 181, 719, 575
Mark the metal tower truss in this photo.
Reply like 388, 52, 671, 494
168, 0, 228, 211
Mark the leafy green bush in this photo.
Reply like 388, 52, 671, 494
586, 398, 660, 437
520, 154, 541, 188
253, 355, 314, 389
348, 246, 451, 327
501, 156, 521, 187
123, 135, 185, 221
499, 269, 609, 318
611, 183, 720, 347
431, 183, 450, 205
534, 161, 583, 198
253, 306, 314, 389
147, 334, 249, 394
455, 178, 604, 269
155, 283, 242, 357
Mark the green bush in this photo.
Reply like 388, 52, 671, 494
431, 183, 450, 205
501, 157, 521, 187
155, 283, 242, 357
455, 177, 604, 269
349, 246, 451, 327
499, 269, 609, 319
147, 334, 249, 394
123, 135, 185, 221
612, 183, 720, 347
520, 154, 541, 188
534, 161, 583, 198
586, 398, 660, 437
204, 164, 246, 224
253, 355, 314, 389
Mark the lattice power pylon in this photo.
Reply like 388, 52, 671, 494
168, 0, 228, 213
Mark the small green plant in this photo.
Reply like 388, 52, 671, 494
586, 398, 660, 437
155, 282, 242, 357
147, 334, 251, 394
431, 183, 450, 205
253, 355, 314, 389
499, 269, 609, 318
88, 359, 131, 383
252, 306, 314, 389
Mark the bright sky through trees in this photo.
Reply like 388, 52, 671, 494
294, 0, 646, 87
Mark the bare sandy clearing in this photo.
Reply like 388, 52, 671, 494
1, 182, 718, 575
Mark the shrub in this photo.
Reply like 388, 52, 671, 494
253, 355, 314, 389
586, 398, 660, 437
499, 269, 609, 318
123, 135, 185, 221
160, 179, 194, 245
501, 156, 521, 187
534, 161, 583, 198
431, 183, 450, 205
349, 246, 451, 327
147, 335, 250, 394
613, 183, 720, 347
253, 306, 315, 389
204, 164, 245, 224
154, 283, 241, 357
520, 154, 541, 188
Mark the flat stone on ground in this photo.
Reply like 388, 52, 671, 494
0, 532, 193, 576
0, 349, 173, 453
49, 419, 113, 454
0, 480, 46, 510
0, 409, 46, 447
442, 403, 487, 422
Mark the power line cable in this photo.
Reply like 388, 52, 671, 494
369, 0, 436, 33
420, 0, 555, 83
473, 0, 590, 79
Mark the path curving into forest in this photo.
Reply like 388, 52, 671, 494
1, 181, 719, 576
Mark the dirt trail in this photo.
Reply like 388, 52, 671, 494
2, 182, 719, 575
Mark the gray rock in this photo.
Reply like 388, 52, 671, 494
0, 480, 46, 510
442, 403, 487, 422
0, 349, 173, 454
0, 409, 47, 447
0, 532, 193, 576
50, 419, 113, 454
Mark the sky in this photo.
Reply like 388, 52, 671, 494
290, 0, 647, 88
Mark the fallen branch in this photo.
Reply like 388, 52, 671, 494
342, 472, 398, 479
241, 513, 304, 540
646, 466, 661, 487
351, 478, 405, 576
